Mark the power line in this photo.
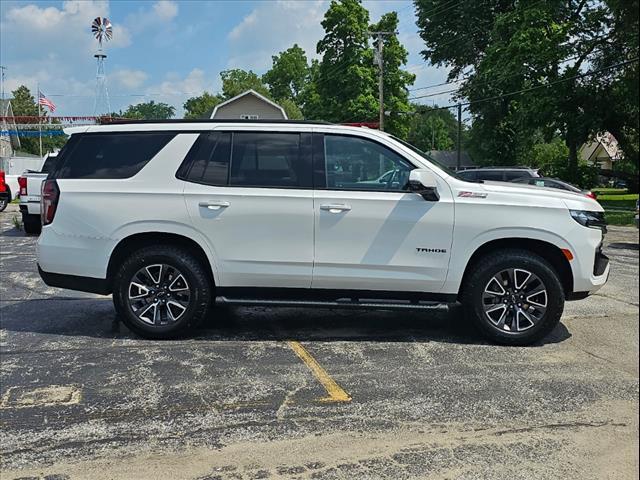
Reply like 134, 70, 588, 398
408, 42, 624, 101
402, 57, 638, 113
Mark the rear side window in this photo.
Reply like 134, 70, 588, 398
179, 132, 231, 186
229, 132, 311, 188
458, 170, 477, 181
477, 171, 504, 181
55, 132, 175, 179
504, 171, 526, 181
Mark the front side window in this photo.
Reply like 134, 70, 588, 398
230, 132, 311, 188
56, 132, 176, 179
324, 134, 413, 191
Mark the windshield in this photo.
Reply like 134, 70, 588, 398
389, 135, 466, 181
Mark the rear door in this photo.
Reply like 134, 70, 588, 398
312, 133, 454, 292
183, 130, 314, 288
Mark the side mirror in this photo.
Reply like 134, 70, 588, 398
409, 169, 440, 201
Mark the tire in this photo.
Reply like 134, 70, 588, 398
0, 189, 10, 212
461, 249, 565, 346
112, 245, 212, 339
22, 213, 42, 234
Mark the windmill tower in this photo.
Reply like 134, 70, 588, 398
92, 17, 112, 116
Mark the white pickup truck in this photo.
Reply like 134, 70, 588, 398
18, 153, 57, 234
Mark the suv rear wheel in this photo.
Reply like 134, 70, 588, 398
461, 249, 565, 346
113, 245, 212, 339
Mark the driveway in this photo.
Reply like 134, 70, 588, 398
1, 203, 638, 479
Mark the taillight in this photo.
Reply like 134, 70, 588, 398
0, 171, 6, 192
586, 191, 597, 200
18, 176, 28, 196
41, 179, 59, 226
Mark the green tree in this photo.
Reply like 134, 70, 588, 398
369, 12, 415, 138
314, 0, 377, 123
221, 69, 270, 99
10, 85, 66, 155
278, 98, 304, 120
415, 0, 639, 185
262, 44, 309, 107
183, 92, 223, 119
407, 105, 461, 151
119, 100, 175, 120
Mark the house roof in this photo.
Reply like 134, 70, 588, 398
210, 89, 288, 119
427, 150, 475, 169
580, 132, 623, 163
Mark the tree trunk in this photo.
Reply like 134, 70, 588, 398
567, 140, 579, 183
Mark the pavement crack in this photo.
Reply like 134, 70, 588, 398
276, 380, 307, 420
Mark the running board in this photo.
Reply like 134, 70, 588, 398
215, 296, 449, 311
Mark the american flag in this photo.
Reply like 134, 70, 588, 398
38, 91, 56, 113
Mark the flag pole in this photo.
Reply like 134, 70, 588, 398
37, 83, 43, 157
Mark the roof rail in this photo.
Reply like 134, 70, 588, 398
99, 118, 333, 126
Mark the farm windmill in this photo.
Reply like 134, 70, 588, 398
92, 17, 113, 116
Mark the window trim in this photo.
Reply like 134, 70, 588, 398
314, 132, 418, 193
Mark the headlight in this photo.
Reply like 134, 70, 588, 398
570, 210, 607, 233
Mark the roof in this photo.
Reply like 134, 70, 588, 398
580, 132, 623, 162
210, 89, 288, 119
427, 150, 475, 169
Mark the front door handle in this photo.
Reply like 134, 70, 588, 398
320, 203, 352, 213
199, 201, 230, 210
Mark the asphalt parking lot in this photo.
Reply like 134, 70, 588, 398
1, 203, 638, 480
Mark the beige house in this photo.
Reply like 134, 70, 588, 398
0, 99, 20, 158
579, 132, 623, 170
210, 89, 287, 120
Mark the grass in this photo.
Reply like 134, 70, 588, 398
604, 210, 637, 226
592, 188, 628, 195
598, 193, 638, 211
11, 214, 22, 230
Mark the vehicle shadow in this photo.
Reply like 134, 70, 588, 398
0, 298, 571, 347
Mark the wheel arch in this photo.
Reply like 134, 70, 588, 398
106, 232, 216, 290
458, 238, 573, 300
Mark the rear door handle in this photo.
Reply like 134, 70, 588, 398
320, 203, 352, 213
199, 201, 230, 210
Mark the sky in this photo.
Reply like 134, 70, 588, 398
0, 0, 453, 117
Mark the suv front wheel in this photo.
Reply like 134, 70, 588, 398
461, 249, 565, 346
113, 245, 212, 339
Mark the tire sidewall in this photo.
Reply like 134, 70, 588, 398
114, 248, 208, 338
466, 252, 564, 345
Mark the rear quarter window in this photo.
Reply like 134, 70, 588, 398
55, 132, 176, 179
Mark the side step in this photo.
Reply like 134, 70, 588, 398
216, 296, 449, 311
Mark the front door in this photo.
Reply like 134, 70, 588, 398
312, 133, 454, 293
183, 130, 314, 288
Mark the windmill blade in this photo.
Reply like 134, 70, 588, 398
91, 17, 113, 43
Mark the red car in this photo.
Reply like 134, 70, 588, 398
0, 170, 10, 212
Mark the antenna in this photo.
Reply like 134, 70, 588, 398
91, 17, 113, 116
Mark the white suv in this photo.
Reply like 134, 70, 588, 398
37, 120, 610, 345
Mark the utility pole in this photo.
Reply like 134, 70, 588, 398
370, 31, 394, 132
0, 66, 6, 99
457, 103, 462, 170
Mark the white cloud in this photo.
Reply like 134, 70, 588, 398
110, 69, 149, 89
3, 1, 131, 51
226, 0, 327, 72
143, 68, 219, 116
153, 1, 179, 21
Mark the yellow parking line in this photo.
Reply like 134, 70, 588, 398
287, 341, 351, 403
